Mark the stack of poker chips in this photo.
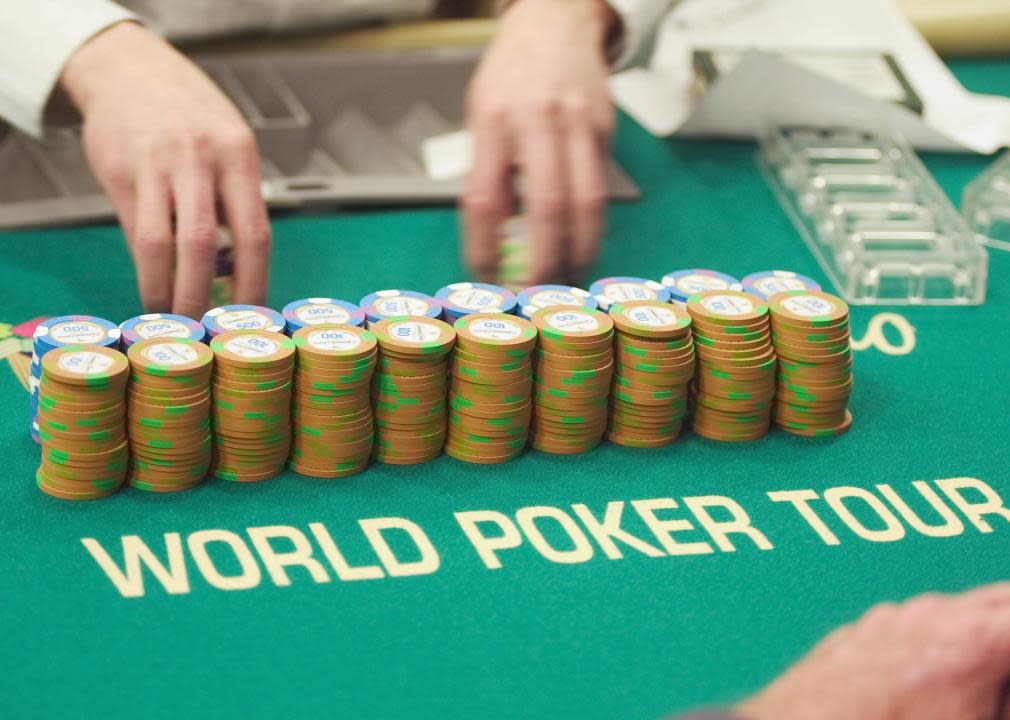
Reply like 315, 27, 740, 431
125, 338, 214, 492
529, 307, 614, 454
588, 276, 670, 311
359, 290, 442, 329
289, 324, 377, 478
282, 298, 365, 335
741, 270, 821, 302
35, 346, 129, 500
119, 313, 206, 349
516, 284, 598, 320
29, 316, 121, 443
687, 290, 777, 442
209, 330, 295, 482
446, 313, 537, 464
768, 290, 853, 437
200, 304, 285, 339
662, 269, 741, 307
607, 301, 696, 448
371, 317, 456, 465
435, 282, 517, 323
496, 214, 532, 292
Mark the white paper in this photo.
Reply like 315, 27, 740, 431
421, 129, 473, 180
610, 0, 1010, 153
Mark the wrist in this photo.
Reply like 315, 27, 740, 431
501, 0, 618, 47
59, 21, 148, 113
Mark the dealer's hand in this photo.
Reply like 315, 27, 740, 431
737, 584, 1010, 720
60, 22, 271, 317
462, 0, 616, 284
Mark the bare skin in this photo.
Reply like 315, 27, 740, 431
60, 22, 270, 318
462, 0, 617, 284
738, 584, 1010, 720
59, 6, 617, 312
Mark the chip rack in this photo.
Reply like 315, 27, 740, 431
0, 46, 639, 230
962, 149, 1010, 253
758, 125, 988, 306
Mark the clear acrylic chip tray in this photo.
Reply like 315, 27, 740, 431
758, 125, 987, 306
962, 149, 1010, 253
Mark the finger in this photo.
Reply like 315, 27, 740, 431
974, 613, 1010, 716
999, 679, 1010, 720
98, 167, 138, 247
563, 116, 607, 282
462, 115, 512, 282
132, 167, 174, 312
960, 582, 1010, 610
115, 197, 137, 253
86, 139, 137, 248
219, 129, 271, 306
171, 164, 218, 318
960, 589, 1010, 665
519, 107, 566, 283
811, 619, 857, 659
109, 187, 139, 268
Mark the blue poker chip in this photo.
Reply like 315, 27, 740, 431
119, 313, 206, 347
282, 298, 365, 334
359, 290, 442, 325
516, 284, 597, 320
588, 276, 669, 310
201, 304, 284, 338
30, 315, 121, 443
32, 315, 120, 355
741, 270, 822, 301
435, 282, 517, 322
661, 269, 742, 303
29, 360, 42, 443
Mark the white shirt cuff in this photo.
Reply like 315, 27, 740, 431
0, 0, 138, 138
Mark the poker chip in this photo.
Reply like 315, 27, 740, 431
768, 290, 853, 438
686, 290, 776, 442
661, 269, 742, 305
435, 282, 518, 323
588, 276, 670, 311
30, 316, 121, 444
446, 314, 537, 465
741, 270, 822, 301
358, 290, 442, 327
27, 266, 854, 485
496, 214, 532, 292
371, 317, 456, 465
289, 324, 377, 478
126, 339, 213, 492
516, 284, 597, 320
607, 302, 695, 448
529, 307, 614, 455
35, 345, 129, 500
33, 316, 121, 352
209, 330, 295, 482
200, 304, 284, 339
119, 313, 206, 348
281, 298, 365, 335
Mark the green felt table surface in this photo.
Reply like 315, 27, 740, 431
2, 58, 1010, 719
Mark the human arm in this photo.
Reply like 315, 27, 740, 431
58, 22, 270, 316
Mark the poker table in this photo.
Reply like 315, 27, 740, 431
2, 57, 1010, 718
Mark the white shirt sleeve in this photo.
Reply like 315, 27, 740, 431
0, 0, 138, 138
606, 0, 678, 70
